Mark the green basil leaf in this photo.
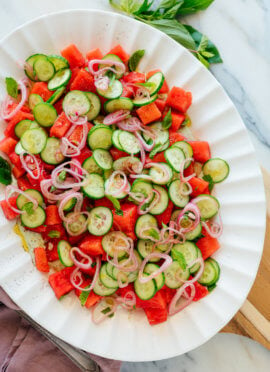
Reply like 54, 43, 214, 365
171, 248, 187, 270
101, 306, 112, 314
197, 53, 210, 68
147, 19, 196, 50
163, 2, 184, 19
115, 209, 124, 216
22, 202, 34, 216
128, 49, 145, 71
202, 174, 214, 191
48, 230, 61, 238
184, 25, 222, 64
159, 0, 179, 9
177, 0, 215, 15
5, 77, 18, 99
149, 140, 169, 158
181, 117, 191, 127
147, 228, 160, 240
162, 108, 172, 129
58, 170, 66, 181
79, 291, 90, 306
106, 195, 121, 210
138, 81, 155, 89
0, 168, 12, 185
0, 156, 11, 171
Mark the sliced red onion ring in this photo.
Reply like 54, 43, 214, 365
103, 110, 130, 126
92, 296, 117, 324
177, 202, 201, 233
5, 185, 38, 215
0, 79, 28, 120
70, 247, 93, 270
138, 253, 172, 283
20, 153, 41, 180
66, 114, 88, 126
168, 282, 195, 316
61, 123, 88, 157
179, 158, 195, 183
201, 213, 223, 238
95, 75, 110, 90
105, 171, 130, 197
70, 256, 101, 292
40, 179, 80, 202
116, 291, 136, 310
88, 59, 126, 76
135, 132, 154, 152
117, 117, 142, 132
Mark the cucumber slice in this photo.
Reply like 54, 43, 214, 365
112, 130, 124, 151
168, 180, 189, 208
15, 120, 39, 139
193, 194, 220, 219
144, 263, 165, 291
185, 222, 202, 241
93, 149, 113, 170
164, 147, 186, 172
164, 261, 190, 289
100, 263, 119, 289
63, 90, 90, 116
93, 277, 117, 296
24, 54, 47, 81
135, 214, 159, 240
15, 142, 25, 155
142, 122, 169, 147
104, 97, 134, 113
61, 197, 76, 212
113, 156, 142, 174
82, 156, 103, 175
40, 137, 65, 165
81, 173, 105, 199
149, 163, 173, 185
88, 207, 113, 236
104, 178, 130, 199
202, 158, 230, 183
21, 128, 47, 154
118, 131, 140, 155
129, 179, 153, 205
147, 72, 165, 96
102, 231, 128, 259
33, 57, 55, 82
87, 125, 112, 150
97, 79, 123, 99
133, 93, 158, 107
33, 102, 57, 127
57, 240, 73, 267
106, 262, 116, 279
134, 276, 157, 300
198, 259, 220, 286
46, 86, 65, 104
173, 141, 193, 169
137, 240, 161, 263
48, 55, 69, 71
64, 212, 87, 235
20, 205, 46, 228
85, 92, 101, 121
149, 185, 169, 215
99, 54, 124, 79
173, 242, 202, 274
48, 68, 71, 91
28, 94, 43, 110
16, 189, 43, 210
112, 260, 137, 284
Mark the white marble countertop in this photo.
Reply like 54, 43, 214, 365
0, 0, 269, 370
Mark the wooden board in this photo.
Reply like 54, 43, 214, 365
221, 168, 270, 350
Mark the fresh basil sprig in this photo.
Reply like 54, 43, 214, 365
0, 156, 12, 185
128, 49, 145, 71
109, 0, 222, 68
5, 77, 18, 99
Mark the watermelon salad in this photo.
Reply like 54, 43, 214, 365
0, 44, 230, 325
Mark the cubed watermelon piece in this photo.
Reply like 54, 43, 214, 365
167, 86, 192, 113
61, 44, 85, 68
